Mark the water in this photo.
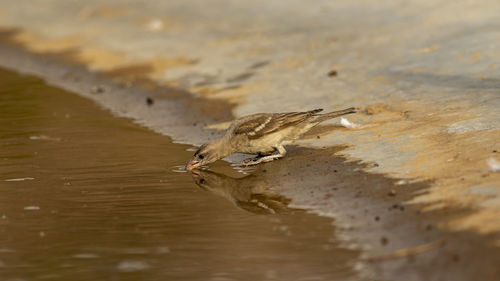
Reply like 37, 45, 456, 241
0, 68, 359, 280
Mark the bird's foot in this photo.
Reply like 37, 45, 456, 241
241, 154, 283, 166
241, 157, 262, 166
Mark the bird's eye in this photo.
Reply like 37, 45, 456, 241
199, 179, 206, 184
198, 154, 205, 159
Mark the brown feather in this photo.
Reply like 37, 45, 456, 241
234, 109, 323, 140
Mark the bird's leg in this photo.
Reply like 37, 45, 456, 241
241, 152, 265, 164
242, 145, 286, 166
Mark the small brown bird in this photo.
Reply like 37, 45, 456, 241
186, 107, 356, 170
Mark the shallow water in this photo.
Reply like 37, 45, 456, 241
0, 68, 359, 280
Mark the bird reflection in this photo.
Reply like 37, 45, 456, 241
189, 169, 291, 214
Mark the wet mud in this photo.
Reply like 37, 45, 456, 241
189, 144, 500, 281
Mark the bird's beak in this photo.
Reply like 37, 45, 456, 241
185, 160, 200, 171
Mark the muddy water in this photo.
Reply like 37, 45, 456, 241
0, 68, 360, 280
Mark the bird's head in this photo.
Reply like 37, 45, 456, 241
185, 142, 221, 170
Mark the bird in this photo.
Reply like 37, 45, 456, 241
185, 107, 356, 170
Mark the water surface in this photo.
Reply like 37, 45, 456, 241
0, 68, 359, 280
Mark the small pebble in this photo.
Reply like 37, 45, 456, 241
327, 70, 338, 77
380, 237, 389, 245
374, 216, 380, 221
91, 85, 106, 94
146, 97, 154, 106
388, 189, 397, 196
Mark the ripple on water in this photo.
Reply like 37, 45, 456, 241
4, 177, 35, 182
171, 165, 188, 173
117, 260, 150, 272
72, 253, 99, 259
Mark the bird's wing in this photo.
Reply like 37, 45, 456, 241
233, 109, 322, 139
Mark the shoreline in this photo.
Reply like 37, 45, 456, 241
1, 29, 499, 280
0, 29, 234, 146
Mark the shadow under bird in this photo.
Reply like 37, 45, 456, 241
186, 107, 356, 170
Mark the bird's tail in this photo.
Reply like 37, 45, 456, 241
314, 107, 356, 122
